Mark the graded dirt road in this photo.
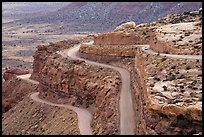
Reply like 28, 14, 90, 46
65, 45, 136, 135
17, 74, 93, 135
140, 45, 202, 60
17, 40, 201, 135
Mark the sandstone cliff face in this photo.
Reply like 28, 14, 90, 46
31, 40, 79, 80
94, 31, 142, 45
36, 53, 121, 135
133, 48, 150, 134
105, 46, 202, 135
147, 33, 181, 54
78, 23, 202, 134
132, 46, 202, 134
87, 27, 184, 57
80, 43, 135, 58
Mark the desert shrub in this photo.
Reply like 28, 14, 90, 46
162, 85, 168, 91
185, 65, 191, 70
161, 57, 167, 62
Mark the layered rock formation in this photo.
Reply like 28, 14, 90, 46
78, 10, 202, 134
31, 40, 79, 80
80, 43, 136, 58
92, 27, 183, 55
93, 9, 202, 55
133, 48, 202, 134
94, 31, 142, 45
32, 46, 121, 135
2, 8, 202, 135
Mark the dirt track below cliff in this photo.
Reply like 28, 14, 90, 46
16, 74, 92, 135
31, 92, 93, 135
63, 45, 136, 135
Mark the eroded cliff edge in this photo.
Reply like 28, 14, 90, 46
2, 9, 202, 135
30, 40, 121, 135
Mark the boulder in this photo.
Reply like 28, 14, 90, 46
3, 68, 29, 81
114, 21, 136, 31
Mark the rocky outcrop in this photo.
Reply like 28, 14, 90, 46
133, 47, 202, 134
155, 22, 202, 55
80, 28, 202, 124
93, 10, 202, 55
36, 53, 121, 135
3, 68, 29, 81
92, 29, 182, 55
147, 33, 181, 54
114, 21, 136, 31
152, 8, 202, 26
132, 48, 150, 134
93, 31, 142, 45
31, 40, 79, 80
80, 43, 135, 58
134, 47, 202, 124
79, 25, 202, 134
2, 8, 202, 135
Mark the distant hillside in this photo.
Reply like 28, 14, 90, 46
6, 2, 202, 32
2, 2, 68, 19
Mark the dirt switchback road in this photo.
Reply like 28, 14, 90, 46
64, 45, 136, 135
17, 74, 93, 135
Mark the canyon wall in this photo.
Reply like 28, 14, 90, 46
31, 40, 79, 80
32, 48, 121, 135
148, 33, 181, 54
79, 30, 202, 133
80, 43, 135, 58
79, 31, 201, 122
134, 49, 202, 124
93, 30, 183, 55
94, 31, 141, 45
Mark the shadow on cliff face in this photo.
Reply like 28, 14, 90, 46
166, 114, 201, 135
2, 78, 38, 113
